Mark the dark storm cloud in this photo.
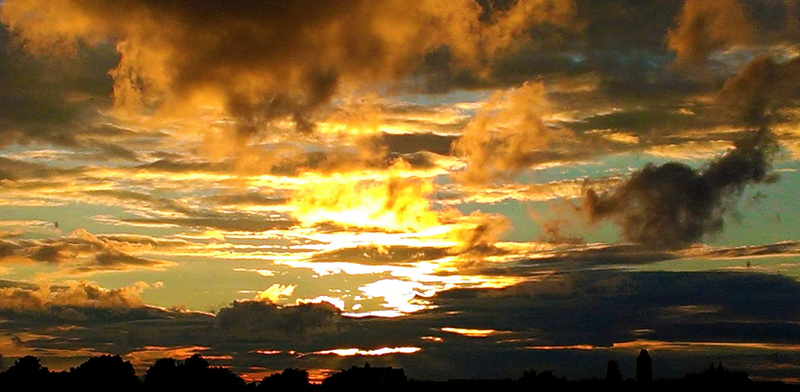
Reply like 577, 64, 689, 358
668, 0, 800, 67
2, 269, 800, 381
411, 0, 687, 93
0, 292, 344, 349
418, 0, 800, 98
216, 300, 342, 340
717, 55, 800, 126
413, 1, 681, 89
581, 51, 800, 249
519, 244, 678, 268
503, 240, 800, 273
411, 1, 719, 94
0, 22, 115, 146
401, 269, 800, 380
584, 129, 777, 248
0, 21, 145, 159
1, 0, 577, 136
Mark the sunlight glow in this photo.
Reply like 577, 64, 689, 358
289, 160, 441, 233
255, 284, 296, 302
441, 327, 496, 337
313, 347, 422, 356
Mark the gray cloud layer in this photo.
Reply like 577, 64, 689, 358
2, 268, 800, 381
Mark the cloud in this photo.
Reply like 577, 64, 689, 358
582, 54, 793, 249
0, 157, 70, 181
667, 0, 754, 67
683, 240, 800, 259
521, 243, 677, 267
91, 207, 297, 234
1, 269, 799, 382
716, 55, 800, 126
446, 212, 511, 254
513, 239, 800, 270
382, 133, 457, 157
443, 178, 613, 205
584, 129, 777, 248
0, 0, 576, 137
0, 280, 150, 311
307, 245, 449, 266
216, 300, 341, 340
0, 220, 59, 238
0, 229, 173, 273
454, 81, 578, 184
343, 268, 800, 380
0, 22, 115, 146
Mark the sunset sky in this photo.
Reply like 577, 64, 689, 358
0, 0, 800, 383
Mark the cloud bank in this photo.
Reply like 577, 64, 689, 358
0, 0, 576, 136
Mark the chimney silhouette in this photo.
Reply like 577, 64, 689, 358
636, 349, 652, 383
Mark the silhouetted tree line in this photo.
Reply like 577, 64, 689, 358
0, 354, 798, 391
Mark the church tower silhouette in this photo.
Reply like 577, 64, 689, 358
637, 349, 652, 382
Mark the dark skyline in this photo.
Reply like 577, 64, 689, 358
1, 351, 792, 390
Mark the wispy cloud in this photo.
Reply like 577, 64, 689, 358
0, 229, 173, 274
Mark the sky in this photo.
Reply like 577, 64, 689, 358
0, 0, 799, 384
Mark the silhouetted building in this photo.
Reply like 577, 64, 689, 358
323, 362, 406, 391
637, 349, 652, 383
684, 362, 753, 387
606, 360, 622, 383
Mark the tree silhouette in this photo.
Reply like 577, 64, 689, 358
183, 353, 210, 372
142, 353, 246, 392
323, 363, 406, 391
519, 369, 565, 389
144, 357, 179, 391
0, 352, 787, 391
0, 355, 53, 389
258, 368, 310, 391
69, 354, 140, 391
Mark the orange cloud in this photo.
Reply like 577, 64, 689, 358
0, 280, 150, 310
0, 229, 174, 274
667, 0, 753, 66
440, 327, 496, 337
0, 0, 576, 136
454, 81, 576, 184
